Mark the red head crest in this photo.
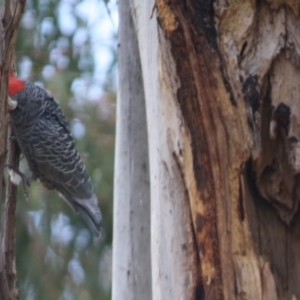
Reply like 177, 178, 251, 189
8, 74, 25, 96
0, 68, 25, 96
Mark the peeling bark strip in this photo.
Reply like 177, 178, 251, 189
157, 0, 228, 299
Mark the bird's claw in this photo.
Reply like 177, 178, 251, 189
21, 175, 30, 201
9, 134, 17, 141
6, 165, 31, 200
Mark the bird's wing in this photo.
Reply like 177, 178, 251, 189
29, 101, 92, 200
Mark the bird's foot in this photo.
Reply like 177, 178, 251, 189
6, 165, 32, 200
9, 134, 17, 141
7, 97, 17, 111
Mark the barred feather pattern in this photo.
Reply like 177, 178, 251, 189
10, 81, 102, 237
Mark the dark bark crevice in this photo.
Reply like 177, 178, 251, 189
157, 0, 231, 298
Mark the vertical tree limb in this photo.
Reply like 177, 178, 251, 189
0, 0, 25, 299
4, 126, 20, 299
112, 0, 152, 298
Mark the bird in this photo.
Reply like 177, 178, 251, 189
6, 72, 102, 237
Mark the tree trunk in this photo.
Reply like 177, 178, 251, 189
112, 0, 152, 298
113, 1, 300, 299
0, 1, 25, 299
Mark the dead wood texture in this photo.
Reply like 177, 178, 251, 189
114, 0, 300, 300
0, 0, 25, 299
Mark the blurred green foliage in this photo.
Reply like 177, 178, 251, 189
6, 0, 116, 299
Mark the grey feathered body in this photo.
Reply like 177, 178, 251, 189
10, 81, 102, 237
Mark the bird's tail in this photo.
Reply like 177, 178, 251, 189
73, 194, 102, 238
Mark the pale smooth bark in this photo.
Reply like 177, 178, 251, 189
112, 0, 152, 299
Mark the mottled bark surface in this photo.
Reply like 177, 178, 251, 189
114, 0, 300, 299
156, 0, 300, 299
216, 2, 300, 299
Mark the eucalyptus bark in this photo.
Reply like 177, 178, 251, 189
114, 1, 300, 299
112, 0, 152, 298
